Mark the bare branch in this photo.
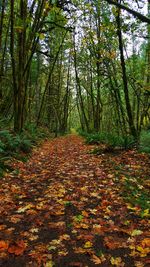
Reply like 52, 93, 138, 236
106, 0, 150, 24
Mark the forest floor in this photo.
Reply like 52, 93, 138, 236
0, 134, 150, 267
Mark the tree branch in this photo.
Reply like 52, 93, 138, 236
106, 0, 150, 24
44, 21, 74, 31
36, 49, 53, 58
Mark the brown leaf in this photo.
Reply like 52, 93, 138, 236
0, 240, 9, 251
91, 255, 102, 265
141, 238, 150, 248
8, 240, 26, 255
69, 262, 83, 267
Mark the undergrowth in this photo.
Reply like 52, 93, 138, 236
0, 124, 50, 176
78, 130, 150, 217
122, 175, 150, 217
79, 130, 150, 154
79, 131, 135, 150
139, 130, 150, 153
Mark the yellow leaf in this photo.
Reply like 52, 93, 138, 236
72, 229, 77, 234
129, 245, 135, 250
17, 204, 34, 213
39, 33, 45, 40
127, 204, 138, 211
131, 230, 143, 236
59, 234, 70, 241
136, 246, 150, 257
110, 257, 122, 266
49, 239, 61, 246
81, 210, 89, 217
123, 220, 130, 225
48, 246, 57, 251
45, 2, 50, 10
58, 249, 68, 256
112, 6, 117, 16
29, 228, 39, 233
44, 261, 54, 267
84, 241, 92, 248
142, 209, 150, 217
135, 261, 144, 267
137, 246, 144, 252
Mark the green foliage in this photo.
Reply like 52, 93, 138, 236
24, 123, 50, 141
64, 201, 72, 206
79, 131, 135, 149
123, 176, 150, 214
139, 131, 150, 153
85, 132, 105, 145
0, 130, 32, 154
0, 124, 51, 176
74, 214, 83, 222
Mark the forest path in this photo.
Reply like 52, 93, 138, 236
0, 134, 150, 267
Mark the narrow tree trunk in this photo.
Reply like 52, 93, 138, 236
10, 0, 18, 132
116, 7, 138, 140
61, 51, 71, 133
37, 32, 67, 125
73, 32, 90, 132
94, 0, 102, 132
0, 0, 6, 99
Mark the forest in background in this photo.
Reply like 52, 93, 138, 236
0, 2, 150, 266
0, 0, 150, 174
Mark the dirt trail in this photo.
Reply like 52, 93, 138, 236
0, 135, 150, 267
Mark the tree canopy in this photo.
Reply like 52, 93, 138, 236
0, 0, 149, 140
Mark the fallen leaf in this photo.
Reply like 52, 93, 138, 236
84, 241, 92, 248
48, 246, 57, 251
8, 240, 26, 255
58, 249, 68, 256
141, 238, 150, 247
29, 227, 39, 233
127, 204, 138, 211
81, 210, 89, 217
135, 262, 144, 267
142, 209, 150, 218
74, 247, 86, 254
110, 256, 124, 266
44, 260, 54, 267
91, 255, 102, 264
69, 262, 83, 267
0, 241, 8, 251
17, 204, 34, 213
131, 230, 143, 236
136, 246, 150, 257
59, 234, 70, 241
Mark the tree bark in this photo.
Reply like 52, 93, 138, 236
116, 6, 138, 140
73, 32, 90, 132
0, 0, 6, 99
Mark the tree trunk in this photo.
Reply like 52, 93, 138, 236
94, 0, 102, 132
0, 0, 6, 99
116, 7, 138, 141
73, 32, 90, 132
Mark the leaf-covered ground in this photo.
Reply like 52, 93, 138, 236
0, 134, 150, 267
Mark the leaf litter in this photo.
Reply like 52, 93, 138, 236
0, 134, 149, 266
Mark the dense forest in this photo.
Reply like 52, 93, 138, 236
0, 0, 149, 137
0, 1, 150, 266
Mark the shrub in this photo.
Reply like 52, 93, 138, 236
139, 131, 150, 153
0, 124, 50, 176
81, 131, 135, 149
85, 133, 105, 145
